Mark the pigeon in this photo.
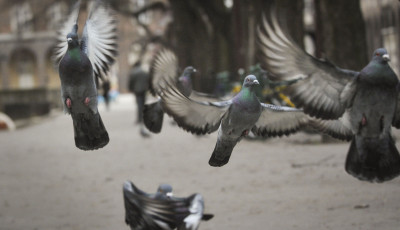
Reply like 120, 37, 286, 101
54, 0, 117, 150
123, 181, 214, 230
144, 49, 215, 133
257, 9, 400, 182
159, 75, 312, 167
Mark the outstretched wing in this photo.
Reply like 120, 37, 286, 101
160, 81, 231, 135
81, 0, 118, 79
123, 182, 191, 230
252, 104, 311, 137
179, 194, 214, 230
257, 9, 359, 119
53, 0, 81, 63
150, 48, 179, 96
309, 117, 353, 141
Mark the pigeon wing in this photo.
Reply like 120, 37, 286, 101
309, 117, 353, 141
257, 10, 358, 119
150, 48, 179, 96
252, 104, 311, 137
179, 194, 213, 230
53, 0, 81, 63
81, 0, 118, 80
123, 182, 191, 230
160, 82, 231, 135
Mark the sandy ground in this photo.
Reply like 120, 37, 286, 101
0, 94, 400, 230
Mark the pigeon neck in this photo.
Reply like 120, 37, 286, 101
68, 47, 81, 62
241, 86, 255, 99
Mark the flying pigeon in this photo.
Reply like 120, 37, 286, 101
54, 0, 118, 150
123, 181, 214, 230
159, 75, 312, 167
257, 10, 400, 182
144, 49, 215, 133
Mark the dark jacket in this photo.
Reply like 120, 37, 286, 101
128, 66, 149, 94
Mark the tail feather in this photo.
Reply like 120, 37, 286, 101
345, 135, 400, 182
208, 140, 236, 167
201, 214, 214, 221
72, 112, 109, 150
143, 101, 164, 133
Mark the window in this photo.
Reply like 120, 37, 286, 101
47, 2, 68, 30
10, 2, 33, 33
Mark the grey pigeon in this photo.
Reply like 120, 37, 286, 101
257, 10, 400, 182
54, 0, 117, 150
144, 49, 214, 133
123, 181, 214, 230
159, 75, 311, 167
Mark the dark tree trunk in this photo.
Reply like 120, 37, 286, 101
167, 0, 232, 92
315, 0, 368, 70
275, 0, 305, 47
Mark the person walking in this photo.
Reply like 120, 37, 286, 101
128, 61, 151, 137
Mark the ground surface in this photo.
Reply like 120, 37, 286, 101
0, 94, 399, 230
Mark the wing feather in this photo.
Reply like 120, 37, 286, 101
150, 49, 179, 96
123, 182, 191, 230
81, 0, 118, 79
252, 104, 311, 137
257, 10, 358, 119
159, 82, 231, 134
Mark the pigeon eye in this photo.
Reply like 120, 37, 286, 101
246, 78, 250, 82
376, 53, 380, 56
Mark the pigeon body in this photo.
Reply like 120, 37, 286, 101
209, 76, 262, 166
160, 75, 312, 167
55, 0, 117, 150
257, 10, 400, 182
123, 181, 213, 230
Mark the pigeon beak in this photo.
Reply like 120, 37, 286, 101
253, 80, 260, 85
383, 54, 390, 62
67, 38, 73, 43
166, 192, 173, 197
193, 69, 197, 73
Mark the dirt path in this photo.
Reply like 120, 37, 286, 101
0, 94, 399, 230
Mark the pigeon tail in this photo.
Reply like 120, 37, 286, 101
201, 214, 214, 221
209, 140, 237, 167
345, 135, 400, 183
143, 100, 164, 133
72, 111, 109, 150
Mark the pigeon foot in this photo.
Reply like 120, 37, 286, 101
66, 98, 72, 108
84, 97, 90, 106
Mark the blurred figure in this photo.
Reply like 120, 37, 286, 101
128, 61, 151, 137
102, 80, 111, 110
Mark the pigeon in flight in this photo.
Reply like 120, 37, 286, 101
123, 181, 214, 230
54, 0, 117, 150
144, 49, 215, 133
159, 75, 312, 167
257, 10, 400, 182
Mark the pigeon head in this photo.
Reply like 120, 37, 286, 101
372, 48, 390, 63
180, 66, 196, 78
242, 75, 260, 88
66, 32, 79, 48
157, 184, 173, 197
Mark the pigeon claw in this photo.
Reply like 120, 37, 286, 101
241, 130, 249, 137
66, 98, 72, 108
84, 97, 90, 106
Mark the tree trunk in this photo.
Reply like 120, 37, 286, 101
315, 0, 368, 70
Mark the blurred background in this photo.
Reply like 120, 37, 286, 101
0, 0, 399, 123
1, 1, 400, 230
